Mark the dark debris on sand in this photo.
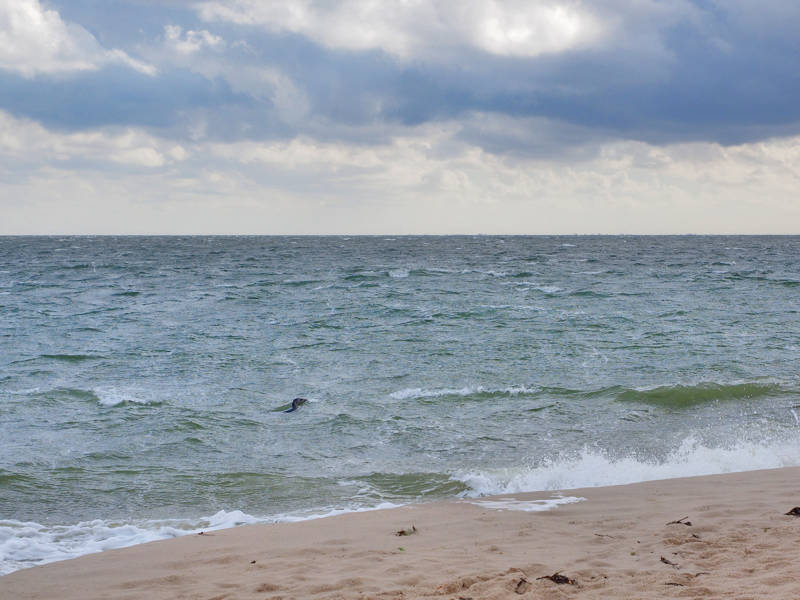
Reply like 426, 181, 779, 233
537, 572, 577, 585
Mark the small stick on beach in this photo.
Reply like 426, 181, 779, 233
660, 556, 680, 569
536, 572, 576, 585
514, 577, 530, 594
666, 516, 692, 526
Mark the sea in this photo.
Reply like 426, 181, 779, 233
1, 235, 799, 575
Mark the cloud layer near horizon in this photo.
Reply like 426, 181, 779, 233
1, 0, 798, 233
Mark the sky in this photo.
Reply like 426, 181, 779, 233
1, 0, 799, 234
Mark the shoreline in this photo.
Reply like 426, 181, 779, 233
4, 466, 800, 599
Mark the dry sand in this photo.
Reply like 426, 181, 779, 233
3, 467, 800, 599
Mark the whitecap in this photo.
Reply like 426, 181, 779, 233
454, 435, 800, 496
390, 386, 479, 400
389, 385, 539, 400
94, 388, 160, 407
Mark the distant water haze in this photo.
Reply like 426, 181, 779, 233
1, 235, 799, 574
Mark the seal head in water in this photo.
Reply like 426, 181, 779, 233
284, 397, 307, 413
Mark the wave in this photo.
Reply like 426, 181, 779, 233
354, 472, 468, 498
0, 510, 260, 576
33, 387, 163, 407
10, 354, 105, 365
615, 382, 784, 407
389, 385, 540, 401
388, 381, 791, 408
454, 435, 800, 497
41, 354, 103, 362
0, 503, 402, 576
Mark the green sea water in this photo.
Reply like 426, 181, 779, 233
1, 235, 799, 574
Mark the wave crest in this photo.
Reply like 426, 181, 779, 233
455, 435, 800, 496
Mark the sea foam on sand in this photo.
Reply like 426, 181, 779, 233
3, 467, 800, 599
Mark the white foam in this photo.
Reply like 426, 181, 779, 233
94, 388, 159, 407
0, 510, 258, 576
390, 386, 478, 400
469, 496, 584, 512
274, 502, 402, 523
389, 385, 539, 400
0, 503, 403, 577
455, 435, 800, 496
502, 281, 562, 293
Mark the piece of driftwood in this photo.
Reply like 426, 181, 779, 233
514, 577, 530, 594
660, 556, 680, 569
666, 516, 692, 526
536, 572, 576, 585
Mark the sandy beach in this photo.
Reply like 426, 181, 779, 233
3, 467, 799, 599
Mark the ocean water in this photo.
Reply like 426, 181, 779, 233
1, 235, 799, 575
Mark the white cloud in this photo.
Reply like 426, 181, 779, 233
0, 110, 186, 168
0, 0, 156, 76
164, 24, 225, 55
196, 0, 605, 59
2, 109, 799, 234
470, 3, 602, 57
148, 26, 310, 123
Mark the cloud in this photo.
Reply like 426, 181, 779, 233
0, 0, 155, 77
0, 64, 248, 132
189, 0, 800, 147
3, 0, 800, 167
196, 0, 605, 59
164, 24, 225, 55
0, 110, 187, 169
2, 106, 799, 234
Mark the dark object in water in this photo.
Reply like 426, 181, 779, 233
785, 507, 800, 516
285, 398, 307, 413
536, 572, 576, 585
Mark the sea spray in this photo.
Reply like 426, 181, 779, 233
455, 435, 800, 496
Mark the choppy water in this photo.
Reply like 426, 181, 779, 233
2, 235, 799, 575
